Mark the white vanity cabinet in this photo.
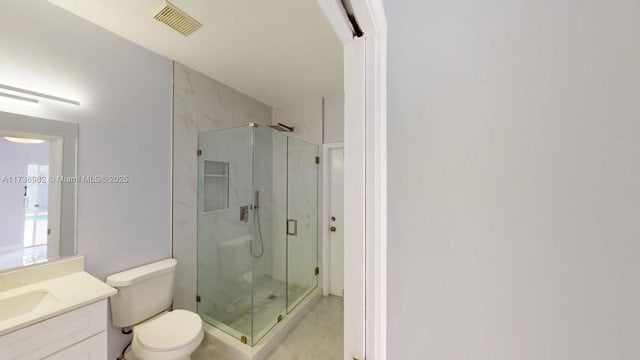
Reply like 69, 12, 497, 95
0, 300, 109, 360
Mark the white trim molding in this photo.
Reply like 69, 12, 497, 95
343, 36, 366, 360
353, 2, 388, 359
318, 1, 388, 359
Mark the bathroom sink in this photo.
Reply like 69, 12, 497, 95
0, 289, 58, 322
0, 259, 117, 336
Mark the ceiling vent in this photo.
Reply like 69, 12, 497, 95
153, 1, 201, 36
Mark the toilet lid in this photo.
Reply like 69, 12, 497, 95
136, 310, 203, 352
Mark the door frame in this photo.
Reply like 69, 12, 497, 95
322, 142, 345, 297
318, 1, 387, 359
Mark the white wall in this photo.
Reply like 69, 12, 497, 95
323, 93, 344, 144
385, 0, 640, 359
0, 2, 172, 359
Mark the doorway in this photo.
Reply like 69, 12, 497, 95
324, 144, 345, 298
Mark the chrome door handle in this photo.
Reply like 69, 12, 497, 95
287, 219, 298, 236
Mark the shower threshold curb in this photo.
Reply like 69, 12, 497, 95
202, 287, 322, 360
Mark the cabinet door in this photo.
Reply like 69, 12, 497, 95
0, 300, 107, 359
44, 332, 107, 360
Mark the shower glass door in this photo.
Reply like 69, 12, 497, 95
198, 124, 320, 346
286, 136, 319, 312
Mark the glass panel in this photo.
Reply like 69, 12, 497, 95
286, 136, 319, 312
196, 125, 321, 345
250, 127, 287, 345
197, 126, 254, 343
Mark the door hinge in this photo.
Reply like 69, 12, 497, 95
47, 228, 51, 235
315, 156, 320, 164
196, 295, 201, 303
197, 149, 202, 156
314, 267, 320, 276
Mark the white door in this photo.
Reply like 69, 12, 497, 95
328, 146, 344, 297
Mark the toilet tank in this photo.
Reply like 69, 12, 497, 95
106, 258, 177, 328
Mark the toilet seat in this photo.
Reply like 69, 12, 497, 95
132, 310, 204, 360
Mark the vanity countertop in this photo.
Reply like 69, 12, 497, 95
0, 271, 116, 336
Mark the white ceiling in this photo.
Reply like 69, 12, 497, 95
48, 0, 343, 108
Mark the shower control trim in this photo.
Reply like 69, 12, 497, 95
240, 206, 249, 222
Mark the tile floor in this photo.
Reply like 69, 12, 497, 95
193, 295, 344, 360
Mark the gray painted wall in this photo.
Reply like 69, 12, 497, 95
386, 0, 640, 359
0, 2, 172, 359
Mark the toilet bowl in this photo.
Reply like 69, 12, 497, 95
128, 310, 204, 360
106, 259, 204, 360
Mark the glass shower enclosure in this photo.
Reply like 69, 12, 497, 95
197, 124, 319, 345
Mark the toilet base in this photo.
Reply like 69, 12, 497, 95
124, 347, 191, 360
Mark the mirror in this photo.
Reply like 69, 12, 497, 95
0, 111, 77, 272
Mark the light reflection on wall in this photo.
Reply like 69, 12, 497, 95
0, 79, 85, 122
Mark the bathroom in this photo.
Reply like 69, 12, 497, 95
0, 1, 353, 359
5, 0, 640, 359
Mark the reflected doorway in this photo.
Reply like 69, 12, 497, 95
24, 163, 50, 247
0, 135, 60, 269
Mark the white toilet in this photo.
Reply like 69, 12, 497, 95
107, 258, 204, 360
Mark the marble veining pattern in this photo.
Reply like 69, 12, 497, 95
173, 62, 272, 312
272, 97, 323, 145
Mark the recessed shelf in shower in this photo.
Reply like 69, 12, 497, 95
203, 160, 229, 212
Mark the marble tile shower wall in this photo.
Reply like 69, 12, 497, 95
271, 135, 288, 283
285, 138, 319, 289
272, 97, 323, 145
271, 98, 323, 287
173, 62, 272, 312
253, 129, 276, 285
270, 137, 320, 287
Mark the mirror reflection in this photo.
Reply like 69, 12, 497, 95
0, 111, 77, 272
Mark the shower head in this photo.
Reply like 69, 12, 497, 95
267, 123, 294, 132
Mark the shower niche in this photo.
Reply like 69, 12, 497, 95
197, 124, 319, 346
203, 160, 229, 212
